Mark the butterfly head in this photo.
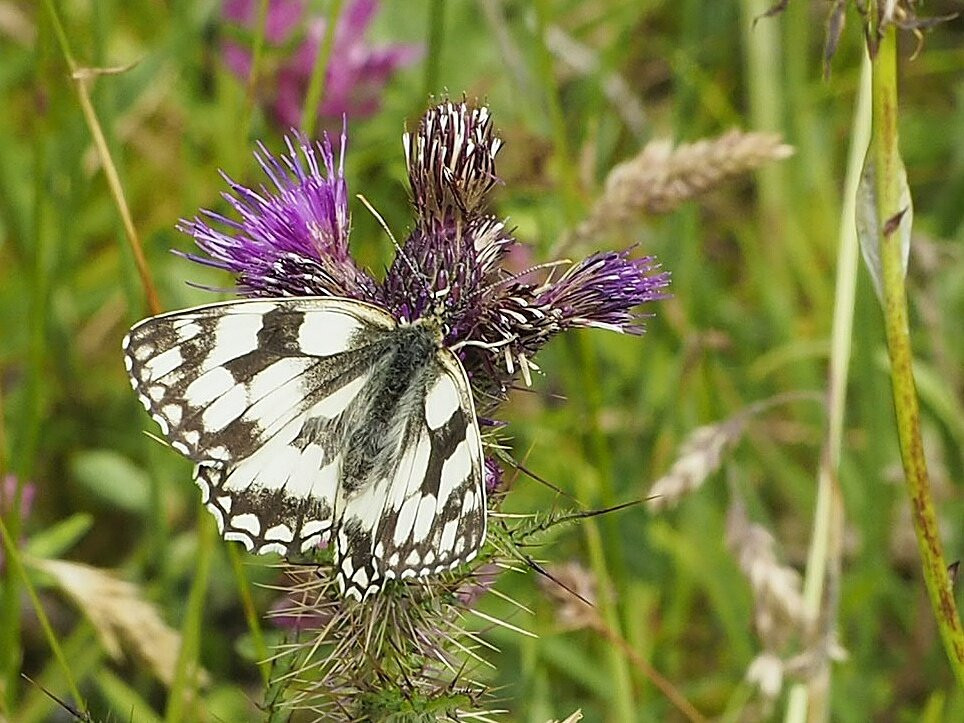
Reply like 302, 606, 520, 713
410, 310, 448, 348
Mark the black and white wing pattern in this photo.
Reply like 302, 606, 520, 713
333, 348, 486, 598
123, 296, 486, 600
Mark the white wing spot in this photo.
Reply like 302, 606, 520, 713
412, 494, 437, 542
284, 443, 326, 498
230, 513, 261, 536
205, 503, 225, 533
312, 373, 369, 419
202, 384, 247, 432
175, 321, 202, 343
195, 471, 212, 502
216, 495, 233, 513
209, 314, 261, 369
302, 519, 330, 538
247, 358, 312, 406
207, 445, 229, 461
439, 518, 459, 554
143, 346, 183, 381
185, 367, 235, 408
133, 342, 154, 362
394, 495, 420, 545
297, 312, 362, 356
265, 524, 293, 543
424, 374, 459, 430
225, 531, 255, 550
150, 414, 169, 436
438, 440, 471, 507
161, 404, 183, 427
351, 568, 369, 589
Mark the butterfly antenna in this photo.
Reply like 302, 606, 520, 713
356, 193, 433, 304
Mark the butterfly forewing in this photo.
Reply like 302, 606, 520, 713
124, 296, 487, 599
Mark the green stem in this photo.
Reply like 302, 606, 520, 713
870, 19, 964, 686
241, 0, 271, 143
1, 14, 53, 705
0, 519, 85, 712
165, 512, 215, 722
784, 51, 873, 723
301, 0, 345, 139
41, 0, 160, 315
530, 1, 633, 717
226, 545, 271, 686
531, 0, 581, 213
423, 0, 445, 99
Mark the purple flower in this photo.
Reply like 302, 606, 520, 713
222, 0, 422, 126
181, 99, 669, 460
0, 476, 35, 568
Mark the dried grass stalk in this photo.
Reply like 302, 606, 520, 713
647, 417, 748, 511
564, 129, 793, 250
724, 499, 810, 647
31, 557, 202, 688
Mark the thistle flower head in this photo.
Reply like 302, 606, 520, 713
183, 101, 669, 410
222, 0, 421, 126
179, 131, 379, 301
179, 100, 669, 718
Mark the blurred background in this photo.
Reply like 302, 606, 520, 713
0, 0, 962, 720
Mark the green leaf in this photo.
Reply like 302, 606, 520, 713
70, 450, 150, 514
94, 669, 163, 723
25, 513, 93, 559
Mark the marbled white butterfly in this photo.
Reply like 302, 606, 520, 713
123, 296, 486, 601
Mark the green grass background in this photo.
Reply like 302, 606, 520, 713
1, 0, 963, 720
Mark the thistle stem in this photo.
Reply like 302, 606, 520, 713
870, 19, 964, 686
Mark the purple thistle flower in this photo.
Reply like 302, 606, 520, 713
181, 101, 669, 515
484, 457, 503, 495
222, 0, 422, 127
178, 132, 379, 301
182, 100, 669, 409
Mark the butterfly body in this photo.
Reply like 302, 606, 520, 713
124, 297, 486, 600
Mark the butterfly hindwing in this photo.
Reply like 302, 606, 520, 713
335, 350, 486, 599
